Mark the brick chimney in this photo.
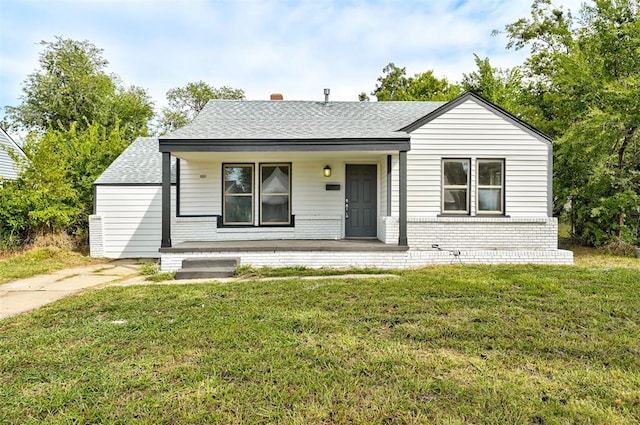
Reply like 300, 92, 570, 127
270, 93, 284, 101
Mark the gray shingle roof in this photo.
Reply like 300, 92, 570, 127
99, 100, 446, 185
95, 137, 176, 185
163, 100, 445, 140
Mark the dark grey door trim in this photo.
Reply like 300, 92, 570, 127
345, 164, 377, 238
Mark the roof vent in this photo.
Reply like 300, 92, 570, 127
324, 88, 330, 103
270, 93, 283, 101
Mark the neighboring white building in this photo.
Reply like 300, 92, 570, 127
90, 92, 573, 268
0, 127, 25, 180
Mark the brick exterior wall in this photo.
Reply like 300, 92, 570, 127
161, 216, 571, 271
161, 249, 573, 272
171, 215, 343, 244
380, 216, 558, 251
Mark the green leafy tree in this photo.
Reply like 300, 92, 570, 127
0, 37, 155, 245
460, 54, 527, 115
0, 122, 129, 244
372, 63, 461, 101
501, 0, 640, 246
158, 81, 245, 133
4, 37, 153, 141
358, 92, 370, 102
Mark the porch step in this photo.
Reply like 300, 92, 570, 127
181, 257, 239, 269
175, 257, 239, 280
175, 267, 237, 279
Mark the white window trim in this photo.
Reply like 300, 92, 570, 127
476, 159, 505, 215
441, 158, 471, 215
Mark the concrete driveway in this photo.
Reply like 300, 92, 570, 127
0, 259, 146, 320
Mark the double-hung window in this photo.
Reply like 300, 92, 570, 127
222, 163, 292, 226
441, 158, 505, 215
477, 159, 504, 214
442, 159, 470, 214
223, 164, 254, 225
260, 163, 291, 225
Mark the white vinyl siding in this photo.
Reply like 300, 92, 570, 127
406, 98, 550, 218
290, 158, 344, 216
95, 185, 162, 258
177, 154, 361, 224
0, 130, 23, 180
178, 160, 218, 216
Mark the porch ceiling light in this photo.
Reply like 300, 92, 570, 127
323, 165, 332, 177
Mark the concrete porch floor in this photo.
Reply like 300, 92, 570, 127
160, 239, 409, 253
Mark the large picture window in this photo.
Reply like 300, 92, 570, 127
477, 159, 504, 214
260, 163, 291, 225
223, 164, 254, 225
442, 159, 470, 214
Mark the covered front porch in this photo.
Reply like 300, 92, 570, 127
159, 146, 411, 251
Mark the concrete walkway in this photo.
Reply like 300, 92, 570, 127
0, 259, 144, 320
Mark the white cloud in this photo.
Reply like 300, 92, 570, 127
0, 0, 591, 115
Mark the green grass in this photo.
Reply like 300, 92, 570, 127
145, 271, 176, 282
569, 245, 640, 269
236, 265, 400, 278
0, 247, 102, 285
1, 264, 639, 423
138, 260, 160, 276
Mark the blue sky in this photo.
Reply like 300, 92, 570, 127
1, 0, 583, 117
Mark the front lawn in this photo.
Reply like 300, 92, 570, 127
0, 247, 102, 285
1, 264, 639, 424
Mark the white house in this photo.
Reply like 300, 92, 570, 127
0, 127, 25, 180
90, 92, 573, 270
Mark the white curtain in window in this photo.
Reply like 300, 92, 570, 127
262, 166, 288, 204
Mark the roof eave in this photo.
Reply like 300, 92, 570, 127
158, 137, 411, 152
398, 91, 553, 144
0, 126, 27, 157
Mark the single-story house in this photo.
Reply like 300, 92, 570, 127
90, 92, 573, 270
0, 127, 25, 180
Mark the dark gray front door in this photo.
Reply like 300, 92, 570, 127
345, 164, 377, 238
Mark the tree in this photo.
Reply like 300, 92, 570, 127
460, 54, 526, 115
371, 63, 461, 101
3, 37, 153, 141
0, 37, 155, 246
158, 81, 245, 133
501, 0, 640, 246
0, 122, 129, 244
